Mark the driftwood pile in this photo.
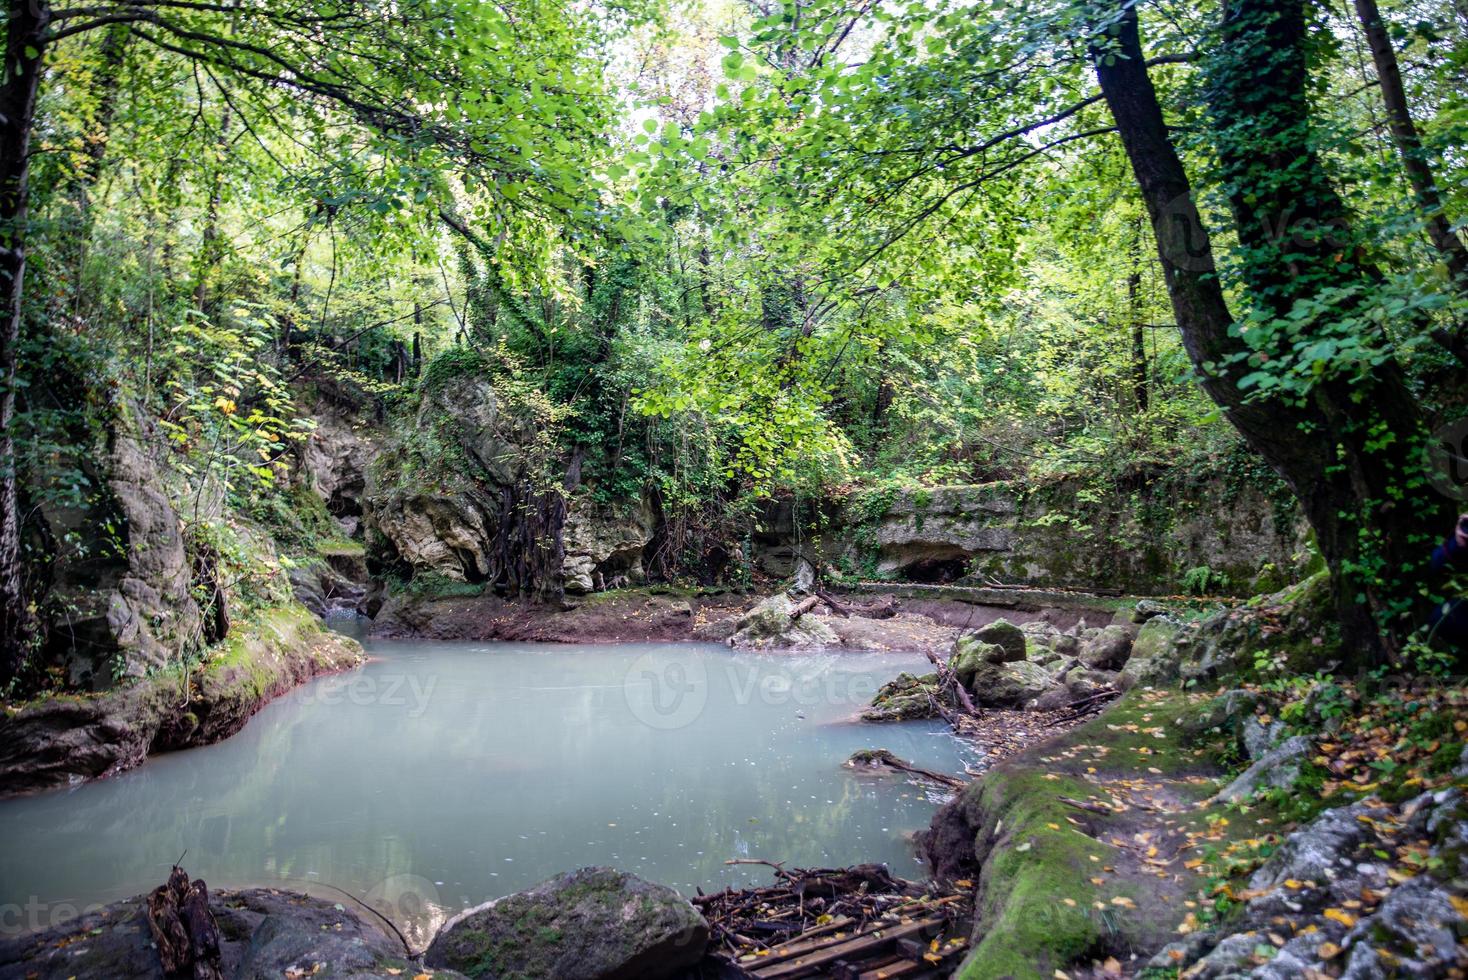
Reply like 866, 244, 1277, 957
694, 862, 972, 979
145, 865, 223, 980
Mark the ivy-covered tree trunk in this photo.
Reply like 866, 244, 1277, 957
0, 1, 49, 682
1091, 0, 1445, 663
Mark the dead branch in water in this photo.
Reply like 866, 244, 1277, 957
846, 748, 964, 788
923, 647, 980, 717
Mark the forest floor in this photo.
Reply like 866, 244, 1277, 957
922, 682, 1468, 979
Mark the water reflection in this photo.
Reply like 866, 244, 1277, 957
0, 639, 972, 942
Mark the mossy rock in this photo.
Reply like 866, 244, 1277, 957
863, 671, 941, 721
1118, 616, 1184, 688
971, 619, 1027, 662
1079, 624, 1135, 670
967, 660, 1057, 709
731, 595, 838, 648
425, 867, 707, 980
950, 637, 1010, 688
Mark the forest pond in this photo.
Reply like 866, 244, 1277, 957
0, 633, 972, 944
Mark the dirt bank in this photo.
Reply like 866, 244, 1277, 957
369, 585, 1119, 654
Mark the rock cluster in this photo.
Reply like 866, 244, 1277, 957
727, 594, 840, 649
1151, 776, 1468, 978
0, 868, 710, 980
867, 613, 1158, 717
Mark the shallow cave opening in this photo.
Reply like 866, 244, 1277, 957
902, 556, 971, 584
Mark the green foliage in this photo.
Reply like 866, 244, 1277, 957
1181, 566, 1232, 597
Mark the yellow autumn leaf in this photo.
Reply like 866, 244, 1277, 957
1323, 908, 1357, 927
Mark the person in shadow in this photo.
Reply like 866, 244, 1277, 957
1428, 514, 1468, 648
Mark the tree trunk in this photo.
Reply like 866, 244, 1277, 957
1127, 217, 1147, 413
1090, 0, 1442, 662
412, 301, 423, 377
1352, 0, 1468, 364
1353, 0, 1468, 282
195, 106, 231, 318
0, 1, 48, 683
59, 24, 129, 305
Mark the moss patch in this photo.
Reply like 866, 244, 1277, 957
945, 689, 1238, 979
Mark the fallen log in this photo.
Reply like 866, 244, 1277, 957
788, 596, 823, 620
750, 916, 943, 979
845, 749, 964, 789
814, 589, 853, 618
1052, 689, 1121, 722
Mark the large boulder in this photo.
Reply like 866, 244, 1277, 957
970, 619, 1027, 662
1118, 615, 1183, 688
948, 636, 1009, 688
1079, 623, 1135, 670
1061, 666, 1115, 700
425, 868, 707, 980
967, 659, 1058, 709
0, 886, 412, 980
730, 594, 839, 649
862, 672, 941, 721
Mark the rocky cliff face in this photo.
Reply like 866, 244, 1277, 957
297, 409, 376, 538
561, 497, 655, 594
29, 404, 204, 689
753, 475, 1309, 596
361, 359, 569, 601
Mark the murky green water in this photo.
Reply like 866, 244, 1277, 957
0, 634, 971, 943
